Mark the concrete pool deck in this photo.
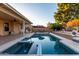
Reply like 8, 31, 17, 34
0, 33, 34, 52
52, 31, 72, 39
50, 33, 79, 53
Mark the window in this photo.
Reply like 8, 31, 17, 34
4, 23, 9, 31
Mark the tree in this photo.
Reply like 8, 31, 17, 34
54, 3, 79, 23
47, 22, 62, 30
66, 19, 79, 31
67, 19, 79, 27
47, 22, 53, 29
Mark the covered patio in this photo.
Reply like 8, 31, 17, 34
0, 3, 32, 36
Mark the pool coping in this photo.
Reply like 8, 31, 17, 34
50, 33, 79, 54
0, 33, 34, 53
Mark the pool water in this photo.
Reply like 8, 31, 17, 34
2, 42, 33, 54
2, 34, 77, 55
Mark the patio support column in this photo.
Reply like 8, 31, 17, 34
22, 20, 25, 35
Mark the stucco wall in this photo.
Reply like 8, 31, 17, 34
0, 19, 4, 36
13, 22, 21, 34
0, 19, 22, 36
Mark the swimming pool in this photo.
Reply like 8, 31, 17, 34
2, 33, 77, 55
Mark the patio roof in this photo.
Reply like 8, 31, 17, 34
0, 3, 32, 24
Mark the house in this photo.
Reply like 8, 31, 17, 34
32, 25, 49, 32
0, 3, 32, 36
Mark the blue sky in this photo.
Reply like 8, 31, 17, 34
9, 3, 57, 27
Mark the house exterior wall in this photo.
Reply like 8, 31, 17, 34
0, 19, 4, 36
13, 22, 21, 34
0, 19, 22, 36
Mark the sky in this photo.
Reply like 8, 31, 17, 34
9, 3, 57, 27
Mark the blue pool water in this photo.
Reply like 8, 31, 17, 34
2, 34, 77, 55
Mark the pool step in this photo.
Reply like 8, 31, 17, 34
28, 43, 42, 55
37, 44, 42, 55
28, 42, 38, 54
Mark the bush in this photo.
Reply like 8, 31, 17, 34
52, 23, 62, 30
47, 23, 62, 30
